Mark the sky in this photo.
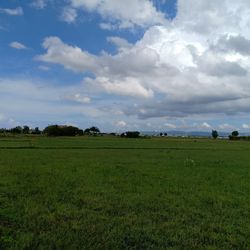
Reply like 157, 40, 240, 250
1, 0, 250, 133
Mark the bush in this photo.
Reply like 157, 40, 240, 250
121, 131, 140, 138
43, 125, 83, 136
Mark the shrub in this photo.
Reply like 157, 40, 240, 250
43, 125, 83, 136
121, 131, 140, 138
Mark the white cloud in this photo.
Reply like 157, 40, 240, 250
69, 0, 167, 28
242, 124, 250, 129
37, 37, 98, 73
99, 22, 116, 30
37, 37, 154, 98
30, 0, 46, 9
61, 7, 78, 23
115, 120, 127, 127
85, 77, 154, 98
9, 41, 27, 50
64, 94, 91, 104
38, 0, 250, 120
219, 123, 234, 130
201, 122, 211, 129
107, 36, 132, 50
0, 7, 23, 16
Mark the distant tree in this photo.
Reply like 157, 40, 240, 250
84, 126, 100, 135
78, 129, 84, 136
62, 126, 80, 136
164, 133, 168, 136
34, 127, 41, 135
160, 133, 163, 136
90, 126, 100, 133
10, 126, 22, 134
30, 127, 41, 134
43, 125, 83, 136
0, 128, 7, 134
123, 131, 140, 138
23, 125, 30, 134
212, 130, 218, 139
231, 131, 239, 137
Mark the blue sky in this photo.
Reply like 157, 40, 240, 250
1, 0, 250, 133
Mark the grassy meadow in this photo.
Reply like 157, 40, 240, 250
0, 136, 250, 249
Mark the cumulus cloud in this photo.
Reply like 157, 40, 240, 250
200, 122, 211, 129
37, 36, 154, 98
216, 35, 250, 56
99, 22, 116, 30
85, 77, 154, 98
68, 0, 167, 28
107, 36, 133, 50
38, 0, 250, 121
9, 41, 27, 50
242, 124, 250, 129
37, 37, 98, 72
61, 7, 78, 23
0, 7, 23, 16
30, 0, 47, 9
64, 94, 91, 103
115, 120, 127, 127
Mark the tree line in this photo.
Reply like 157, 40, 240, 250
0, 125, 247, 139
0, 125, 144, 138
0, 126, 41, 135
0, 125, 101, 137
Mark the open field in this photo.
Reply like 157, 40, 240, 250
0, 136, 250, 249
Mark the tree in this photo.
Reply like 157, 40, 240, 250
120, 133, 126, 138
30, 127, 40, 134
122, 131, 140, 138
84, 126, 100, 135
231, 131, 239, 137
212, 130, 218, 139
78, 129, 84, 136
10, 126, 22, 134
43, 125, 83, 136
0, 128, 7, 134
23, 125, 30, 134
33, 127, 41, 135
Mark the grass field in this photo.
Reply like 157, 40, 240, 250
0, 136, 250, 249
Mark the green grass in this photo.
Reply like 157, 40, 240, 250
0, 136, 250, 249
